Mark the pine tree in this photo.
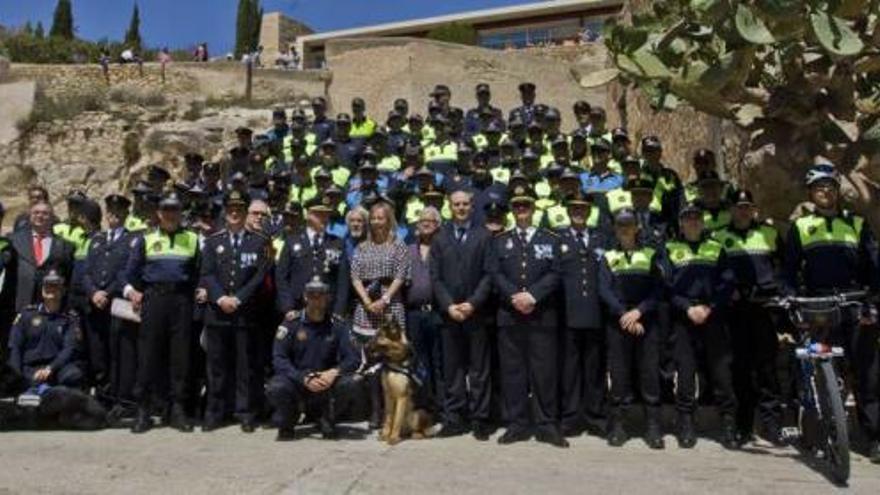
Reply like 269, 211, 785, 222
234, 0, 252, 59
124, 3, 142, 53
24, 22, 34, 36
49, 0, 75, 40
251, 2, 263, 52
35, 22, 45, 39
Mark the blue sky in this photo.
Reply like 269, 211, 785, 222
0, 0, 537, 54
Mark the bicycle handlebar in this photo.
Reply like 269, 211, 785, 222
763, 291, 869, 309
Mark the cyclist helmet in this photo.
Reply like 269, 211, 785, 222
804, 163, 839, 187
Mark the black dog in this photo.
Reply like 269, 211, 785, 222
0, 363, 107, 431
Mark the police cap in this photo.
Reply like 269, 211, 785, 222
42, 269, 65, 287
224, 190, 250, 208
509, 184, 536, 205
304, 275, 330, 294
729, 188, 755, 206
518, 82, 536, 92
614, 207, 638, 225
641, 135, 662, 151
475, 83, 490, 94
158, 191, 184, 210
105, 194, 132, 212
591, 138, 612, 152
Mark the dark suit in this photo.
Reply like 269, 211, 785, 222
557, 227, 606, 433
9, 229, 74, 312
430, 222, 493, 426
487, 227, 561, 432
200, 229, 270, 424
82, 228, 137, 391
0, 237, 17, 359
276, 229, 345, 315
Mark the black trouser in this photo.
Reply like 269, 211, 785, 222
267, 373, 361, 428
441, 318, 492, 426
845, 319, 880, 443
606, 320, 660, 422
561, 327, 606, 429
109, 317, 138, 406
498, 322, 559, 431
205, 324, 262, 424
134, 288, 193, 411
85, 307, 112, 387
674, 313, 737, 416
729, 301, 782, 433
656, 302, 675, 401
406, 307, 444, 415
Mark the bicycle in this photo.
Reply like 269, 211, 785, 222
765, 291, 866, 485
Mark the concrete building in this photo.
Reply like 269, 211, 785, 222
258, 12, 314, 64
273, 0, 622, 69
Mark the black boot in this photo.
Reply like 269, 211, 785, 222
319, 398, 338, 439
367, 375, 382, 430
720, 416, 739, 450
676, 414, 696, 448
607, 418, 628, 447
645, 418, 665, 450
276, 425, 296, 441
169, 403, 194, 433
130, 408, 152, 434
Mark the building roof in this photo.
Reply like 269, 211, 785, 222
297, 0, 622, 44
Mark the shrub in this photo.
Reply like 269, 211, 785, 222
426, 23, 478, 46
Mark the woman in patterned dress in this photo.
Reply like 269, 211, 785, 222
349, 199, 411, 427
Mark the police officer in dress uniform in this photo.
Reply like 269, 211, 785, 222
82, 195, 135, 402
267, 276, 361, 441
200, 190, 271, 433
487, 184, 567, 447
7, 270, 84, 388
124, 192, 201, 433
557, 190, 608, 437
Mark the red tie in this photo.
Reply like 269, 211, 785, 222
33, 234, 44, 266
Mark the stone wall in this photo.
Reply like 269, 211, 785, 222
259, 12, 314, 62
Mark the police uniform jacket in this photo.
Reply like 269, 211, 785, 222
200, 229, 271, 326
83, 228, 137, 302
124, 227, 200, 291
273, 316, 359, 386
487, 227, 561, 327
713, 221, 781, 297
663, 236, 735, 314
783, 210, 879, 295
276, 229, 345, 314
7, 305, 79, 375
598, 243, 663, 318
557, 227, 606, 329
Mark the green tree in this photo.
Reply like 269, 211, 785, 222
34, 22, 45, 39
252, 2, 263, 51
49, 0, 75, 40
426, 23, 478, 45
234, 0, 253, 59
24, 22, 34, 36
124, 3, 142, 52
603, 0, 880, 226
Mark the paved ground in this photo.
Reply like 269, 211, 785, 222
0, 424, 877, 494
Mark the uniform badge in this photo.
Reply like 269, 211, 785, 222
151, 241, 163, 253
560, 244, 569, 254
275, 326, 288, 340
32, 317, 42, 327
216, 245, 225, 254
326, 249, 341, 264
534, 244, 553, 260
296, 329, 308, 341
130, 238, 138, 249
505, 239, 514, 250
293, 243, 302, 253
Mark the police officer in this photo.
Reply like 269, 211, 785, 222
487, 184, 566, 447
267, 276, 361, 441
508, 82, 538, 126
7, 270, 84, 388
713, 189, 784, 444
465, 83, 503, 137
200, 190, 271, 433
640, 136, 683, 227
82, 195, 135, 397
598, 208, 664, 448
276, 194, 346, 321
665, 202, 738, 449
124, 192, 201, 433
557, 190, 607, 437
783, 164, 880, 462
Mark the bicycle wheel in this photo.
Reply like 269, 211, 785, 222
815, 360, 850, 484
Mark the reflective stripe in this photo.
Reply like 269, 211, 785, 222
143, 229, 199, 260
54, 223, 89, 258
125, 215, 148, 232
350, 119, 377, 139
272, 237, 285, 262
406, 197, 452, 223
424, 142, 458, 163
795, 214, 863, 249
378, 155, 401, 172
702, 209, 732, 232
309, 166, 350, 188
606, 189, 632, 214
713, 224, 777, 256
665, 239, 723, 267
604, 247, 656, 274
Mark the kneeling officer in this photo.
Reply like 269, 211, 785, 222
268, 276, 361, 441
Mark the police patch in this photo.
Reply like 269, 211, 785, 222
296, 329, 308, 341
673, 250, 686, 261
505, 239, 514, 250
32, 317, 42, 327
275, 326, 288, 340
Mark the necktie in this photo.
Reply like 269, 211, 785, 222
456, 227, 466, 243
576, 231, 585, 248
313, 234, 322, 250
233, 233, 241, 251
518, 229, 528, 246
33, 234, 44, 266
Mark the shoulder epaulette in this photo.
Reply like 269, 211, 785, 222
209, 229, 228, 238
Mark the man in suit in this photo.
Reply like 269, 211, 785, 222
430, 188, 494, 440
10, 201, 74, 313
0, 201, 17, 359
200, 190, 271, 433
487, 184, 566, 448
276, 194, 346, 321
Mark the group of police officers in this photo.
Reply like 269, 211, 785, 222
0, 81, 878, 461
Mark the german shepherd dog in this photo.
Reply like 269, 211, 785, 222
368, 320, 434, 445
